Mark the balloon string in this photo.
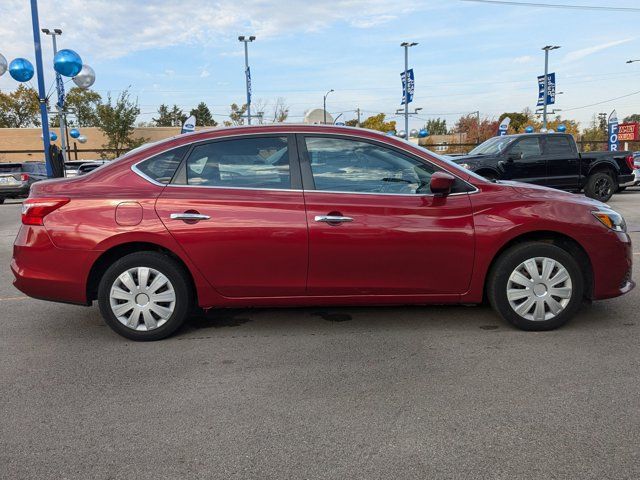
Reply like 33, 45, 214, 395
45, 79, 58, 102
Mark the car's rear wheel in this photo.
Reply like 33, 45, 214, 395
98, 251, 192, 341
487, 242, 584, 331
585, 171, 616, 202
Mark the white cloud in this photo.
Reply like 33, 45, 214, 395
563, 38, 636, 63
199, 68, 210, 78
513, 55, 533, 64
0, 0, 433, 61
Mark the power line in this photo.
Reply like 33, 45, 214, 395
460, 0, 640, 12
562, 89, 640, 111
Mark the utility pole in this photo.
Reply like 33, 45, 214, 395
356, 107, 361, 127
42, 28, 67, 163
541, 45, 560, 130
238, 35, 255, 125
29, 0, 52, 177
400, 42, 418, 138
475, 110, 480, 144
323, 89, 334, 124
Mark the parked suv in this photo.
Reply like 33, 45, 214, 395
12, 125, 634, 340
0, 162, 47, 204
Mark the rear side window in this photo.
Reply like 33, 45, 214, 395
136, 146, 188, 184
510, 138, 542, 158
184, 137, 290, 189
545, 136, 573, 155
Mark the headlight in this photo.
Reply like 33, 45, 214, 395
592, 209, 626, 232
459, 163, 471, 170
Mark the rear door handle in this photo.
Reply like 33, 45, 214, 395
314, 215, 353, 224
170, 213, 210, 221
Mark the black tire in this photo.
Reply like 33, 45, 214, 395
584, 171, 617, 202
98, 251, 193, 341
487, 242, 584, 331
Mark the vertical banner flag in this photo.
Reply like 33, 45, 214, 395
608, 110, 619, 152
537, 72, 556, 106
400, 68, 415, 105
181, 115, 196, 134
56, 74, 65, 108
246, 66, 252, 104
498, 116, 511, 136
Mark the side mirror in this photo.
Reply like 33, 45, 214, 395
430, 172, 456, 197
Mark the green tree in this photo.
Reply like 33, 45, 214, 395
623, 114, 640, 123
498, 109, 537, 133
153, 104, 172, 126
454, 114, 499, 144
424, 118, 447, 135
352, 113, 396, 133
0, 85, 40, 127
170, 105, 186, 126
54, 87, 101, 127
224, 103, 247, 126
580, 114, 607, 152
189, 102, 217, 126
96, 89, 147, 158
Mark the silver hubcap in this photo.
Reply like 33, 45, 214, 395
507, 257, 573, 321
109, 267, 176, 331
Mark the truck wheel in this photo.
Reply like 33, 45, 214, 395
584, 171, 616, 202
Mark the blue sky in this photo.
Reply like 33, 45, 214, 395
1, 0, 640, 130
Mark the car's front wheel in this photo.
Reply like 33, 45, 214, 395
98, 251, 192, 340
487, 242, 584, 331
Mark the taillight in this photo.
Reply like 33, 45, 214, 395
21, 197, 70, 226
625, 154, 634, 171
20, 173, 29, 182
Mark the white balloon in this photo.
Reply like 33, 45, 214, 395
0, 53, 7, 77
72, 64, 96, 89
77, 135, 88, 144
409, 129, 419, 138
397, 130, 407, 138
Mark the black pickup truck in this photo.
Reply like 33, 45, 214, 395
452, 133, 635, 201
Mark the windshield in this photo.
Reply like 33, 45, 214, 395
468, 136, 513, 156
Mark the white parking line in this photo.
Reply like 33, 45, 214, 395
0, 296, 28, 301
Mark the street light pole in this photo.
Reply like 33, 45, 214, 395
238, 35, 255, 125
42, 28, 68, 163
542, 45, 560, 130
626, 59, 640, 64
323, 89, 334, 124
400, 42, 417, 138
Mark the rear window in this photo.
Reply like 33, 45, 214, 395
22, 163, 46, 174
0, 164, 21, 173
545, 136, 573, 155
136, 146, 188, 184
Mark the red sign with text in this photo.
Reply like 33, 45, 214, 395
618, 122, 639, 142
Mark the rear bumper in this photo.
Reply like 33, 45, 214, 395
618, 174, 635, 187
11, 225, 93, 305
0, 183, 29, 198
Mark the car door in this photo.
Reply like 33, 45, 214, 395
543, 135, 580, 189
298, 134, 475, 296
501, 136, 546, 184
154, 134, 309, 297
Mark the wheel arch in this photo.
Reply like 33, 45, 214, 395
483, 230, 594, 301
475, 167, 500, 179
587, 161, 618, 178
86, 241, 198, 304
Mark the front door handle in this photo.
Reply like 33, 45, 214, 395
314, 215, 353, 224
170, 213, 210, 221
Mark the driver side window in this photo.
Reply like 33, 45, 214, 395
510, 137, 542, 159
303, 137, 436, 194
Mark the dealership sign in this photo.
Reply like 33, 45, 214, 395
401, 68, 415, 105
608, 110, 619, 152
617, 122, 639, 142
536, 72, 555, 106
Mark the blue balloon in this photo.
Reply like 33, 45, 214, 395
9, 58, 34, 82
418, 129, 429, 138
69, 128, 80, 139
557, 124, 566, 133
386, 130, 396, 136
50, 132, 58, 141
53, 49, 83, 77
525, 126, 534, 133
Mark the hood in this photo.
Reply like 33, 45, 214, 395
452, 154, 488, 164
502, 180, 608, 209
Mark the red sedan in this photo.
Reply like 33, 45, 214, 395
12, 125, 634, 340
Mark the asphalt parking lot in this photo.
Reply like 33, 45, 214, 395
1, 193, 639, 480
